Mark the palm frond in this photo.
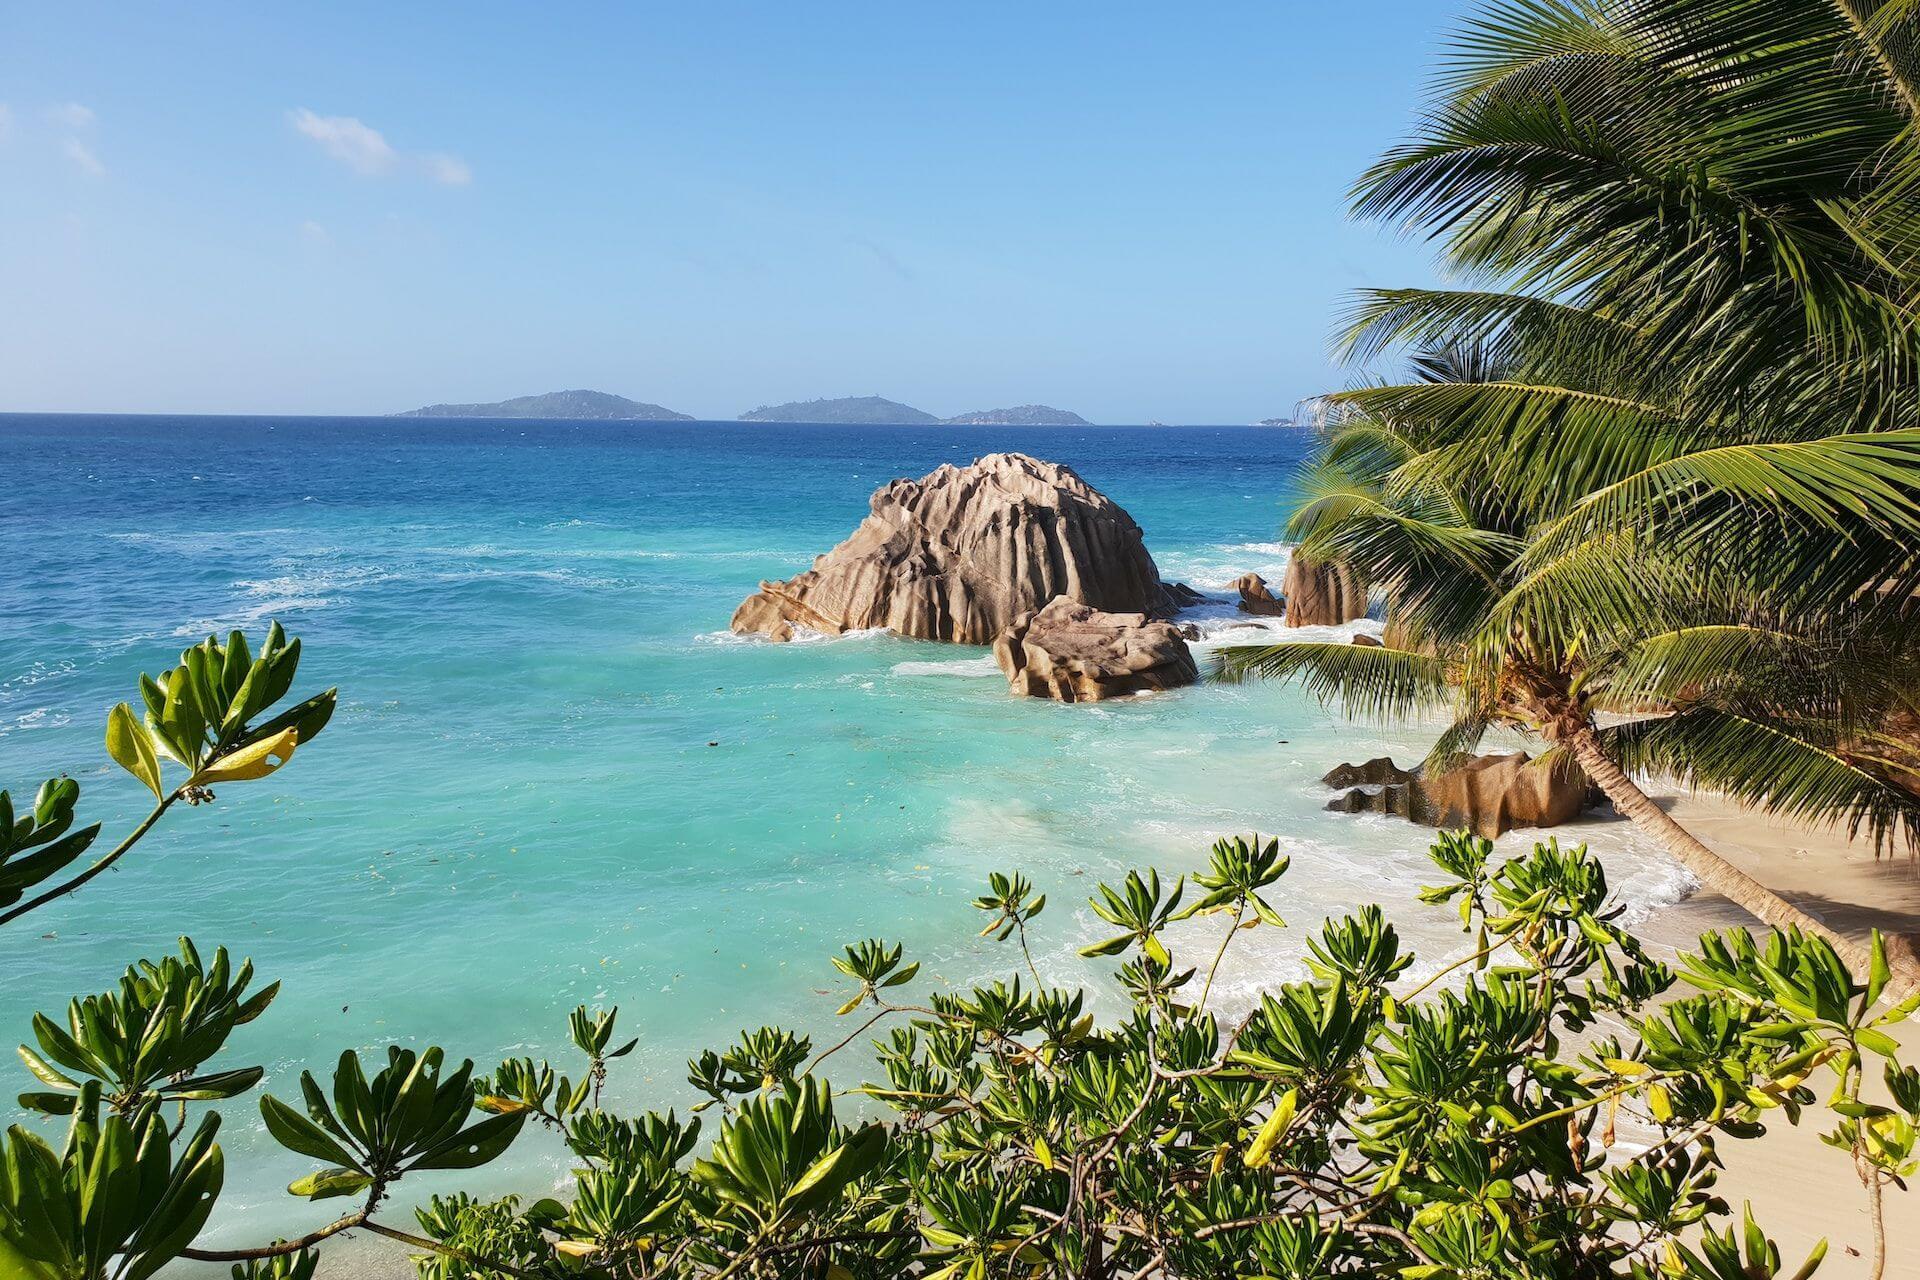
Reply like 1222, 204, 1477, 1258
1603, 706, 1920, 852
1594, 624, 1822, 708
1531, 429, 1920, 558
1212, 642, 1456, 723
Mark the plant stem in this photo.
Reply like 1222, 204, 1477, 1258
806, 1006, 895, 1074
0, 792, 179, 928
1396, 932, 1520, 1003
360, 1220, 545, 1279
1197, 903, 1247, 1012
177, 1210, 368, 1260
1016, 918, 1044, 988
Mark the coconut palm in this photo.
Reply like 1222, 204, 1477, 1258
1222, 0, 1920, 982
1220, 348, 1920, 980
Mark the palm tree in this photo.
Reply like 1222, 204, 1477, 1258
1224, 0, 1920, 981
1220, 359, 1920, 981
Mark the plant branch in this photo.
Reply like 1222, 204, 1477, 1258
0, 792, 179, 928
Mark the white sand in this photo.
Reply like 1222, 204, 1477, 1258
1626, 794, 1920, 1277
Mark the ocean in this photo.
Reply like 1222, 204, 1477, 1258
0, 415, 1691, 1250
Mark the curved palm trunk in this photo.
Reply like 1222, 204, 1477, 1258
1563, 726, 1916, 991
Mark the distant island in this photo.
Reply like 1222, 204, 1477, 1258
942, 405, 1089, 426
737, 396, 1093, 425
739, 396, 941, 424
394, 390, 694, 421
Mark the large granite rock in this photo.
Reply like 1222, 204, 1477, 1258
1283, 555, 1368, 628
1233, 572, 1286, 617
1322, 751, 1598, 838
993, 597, 1197, 702
731, 453, 1183, 643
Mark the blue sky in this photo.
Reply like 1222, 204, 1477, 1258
2, 2, 1458, 421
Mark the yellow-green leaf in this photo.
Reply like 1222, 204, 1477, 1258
1033, 1135, 1053, 1170
105, 702, 164, 799
1244, 1087, 1299, 1168
192, 726, 299, 786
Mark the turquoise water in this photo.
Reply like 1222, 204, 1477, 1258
0, 416, 1687, 1247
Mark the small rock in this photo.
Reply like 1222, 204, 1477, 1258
994, 596, 1198, 703
1320, 751, 1596, 837
1232, 572, 1286, 617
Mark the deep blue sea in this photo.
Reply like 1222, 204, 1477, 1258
0, 415, 1687, 1251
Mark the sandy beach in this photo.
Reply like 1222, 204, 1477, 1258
1632, 794, 1920, 1277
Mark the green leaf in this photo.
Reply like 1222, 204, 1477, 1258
259, 1094, 361, 1170
784, 1123, 886, 1215
106, 702, 164, 800
164, 1067, 264, 1101
288, 1167, 374, 1201
1856, 1027, 1901, 1059
408, 1110, 527, 1171
16, 1047, 77, 1089
1867, 931, 1890, 1011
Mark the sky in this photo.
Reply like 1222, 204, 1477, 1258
0, 2, 1461, 422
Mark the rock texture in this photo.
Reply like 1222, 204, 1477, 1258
1283, 555, 1368, 628
1233, 573, 1286, 617
1323, 751, 1598, 838
731, 453, 1184, 643
993, 597, 1197, 702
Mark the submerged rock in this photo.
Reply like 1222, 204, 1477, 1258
1282, 555, 1368, 627
1232, 572, 1286, 617
730, 453, 1185, 643
1321, 751, 1599, 838
993, 597, 1197, 702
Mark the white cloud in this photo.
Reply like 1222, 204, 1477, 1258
290, 108, 396, 175
62, 137, 105, 177
290, 107, 470, 185
299, 219, 332, 246
45, 101, 94, 129
420, 151, 471, 186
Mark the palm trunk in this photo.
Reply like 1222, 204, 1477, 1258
1563, 725, 1912, 990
